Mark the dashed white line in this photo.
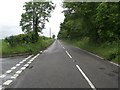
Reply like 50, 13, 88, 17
0, 85, 2, 90
32, 54, 40, 59
20, 67, 26, 70
11, 74, 19, 79
6, 70, 12, 74
16, 70, 22, 74
11, 67, 16, 70
19, 61, 24, 64
110, 62, 120, 67
24, 64, 29, 67
16, 64, 21, 67
63, 47, 65, 49
29, 59, 34, 62
0, 74, 6, 79
3, 80, 13, 86
27, 61, 32, 64
65, 51, 72, 58
76, 65, 96, 90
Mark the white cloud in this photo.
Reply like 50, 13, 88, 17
0, 0, 65, 39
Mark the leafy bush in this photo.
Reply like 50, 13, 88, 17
5, 32, 39, 46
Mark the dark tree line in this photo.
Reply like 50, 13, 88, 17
58, 2, 120, 44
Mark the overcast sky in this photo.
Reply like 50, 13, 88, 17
0, 0, 65, 39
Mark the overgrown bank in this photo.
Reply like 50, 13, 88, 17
57, 2, 120, 64
1, 37, 54, 57
63, 38, 119, 64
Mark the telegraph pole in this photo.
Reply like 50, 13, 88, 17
50, 28, 51, 38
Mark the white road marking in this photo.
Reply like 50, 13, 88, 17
0, 74, 6, 78
11, 74, 19, 79
16, 70, 22, 74
75, 47, 103, 59
6, 70, 12, 74
24, 64, 29, 67
29, 59, 34, 62
16, 64, 21, 67
110, 62, 120, 67
3, 80, 13, 86
76, 65, 96, 90
58, 41, 63, 47
22, 55, 33, 62
65, 51, 72, 58
63, 47, 65, 49
0, 85, 2, 90
31, 54, 40, 60
20, 67, 26, 70
19, 61, 24, 64
11, 67, 16, 70
27, 61, 32, 64
40, 51, 42, 53
75, 46, 120, 67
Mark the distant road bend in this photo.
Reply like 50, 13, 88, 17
2, 40, 119, 89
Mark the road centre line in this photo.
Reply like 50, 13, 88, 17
65, 51, 72, 58
76, 65, 96, 90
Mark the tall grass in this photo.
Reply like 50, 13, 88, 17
64, 38, 119, 64
1, 39, 54, 57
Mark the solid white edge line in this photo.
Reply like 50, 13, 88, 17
76, 65, 96, 90
65, 51, 72, 58
75, 47, 103, 59
75, 47, 120, 67
110, 62, 120, 67
3, 80, 13, 86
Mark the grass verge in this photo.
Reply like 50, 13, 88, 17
63, 38, 119, 64
0, 38, 54, 57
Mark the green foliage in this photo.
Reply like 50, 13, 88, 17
58, 2, 120, 43
2, 37, 54, 56
64, 39, 119, 64
52, 34, 55, 39
58, 2, 119, 63
5, 32, 38, 46
20, 1, 55, 41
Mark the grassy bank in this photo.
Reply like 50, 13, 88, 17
63, 38, 119, 64
0, 38, 54, 57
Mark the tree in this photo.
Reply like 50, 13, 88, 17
20, 1, 55, 42
52, 35, 55, 39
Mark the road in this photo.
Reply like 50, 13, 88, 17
0, 40, 119, 89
